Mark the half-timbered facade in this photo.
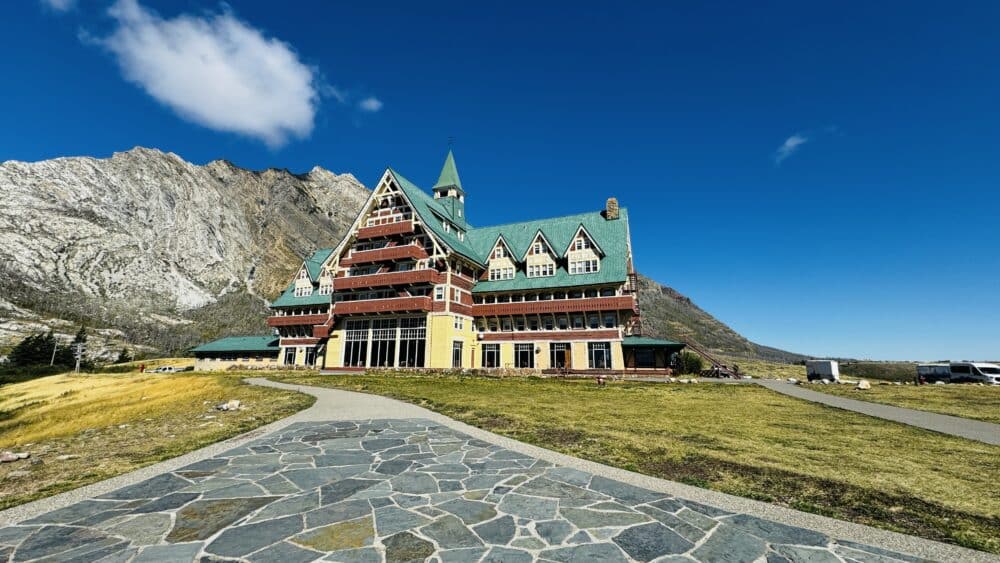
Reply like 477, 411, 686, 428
263, 152, 673, 372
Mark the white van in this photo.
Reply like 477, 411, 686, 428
949, 362, 1000, 385
917, 364, 951, 383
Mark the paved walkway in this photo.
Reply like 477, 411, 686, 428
754, 380, 1000, 445
0, 379, 992, 562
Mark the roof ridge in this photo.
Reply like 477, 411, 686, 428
469, 207, 628, 232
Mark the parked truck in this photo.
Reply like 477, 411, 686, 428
805, 360, 840, 382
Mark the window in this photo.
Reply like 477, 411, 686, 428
543, 317, 555, 330
458, 231, 465, 241
443, 222, 451, 232
434, 286, 445, 301
515, 343, 534, 368
304, 348, 317, 367
283, 348, 296, 365
494, 245, 506, 259
453, 316, 464, 331
574, 236, 592, 250
396, 262, 415, 272
318, 285, 333, 295
588, 315, 600, 329
527, 264, 554, 278
489, 268, 515, 281
572, 315, 584, 329
344, 320, 370, 367
604, 313, 616, 328
588, 342, 611, 369
533, 242, 543, 255
482, 344, 500, 368
299, 269, 308, 279
501, 318, 512, 332
294, 286, 313, 297
549, 343, 569, 369
557, 316, 569, 330
370, 319, 397, 368
569, 259, 599, 274
398, 317, 426, 368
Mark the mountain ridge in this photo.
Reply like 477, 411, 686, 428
0, 147, 803, 363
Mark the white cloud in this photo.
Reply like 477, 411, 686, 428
774, 133, 808, 164
358, 96, 383, 113
95, 0, 319, 147
40, 0, 75, 12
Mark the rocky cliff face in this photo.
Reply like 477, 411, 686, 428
0, 148, 369, 358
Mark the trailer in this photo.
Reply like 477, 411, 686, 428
805, 360, 840, 382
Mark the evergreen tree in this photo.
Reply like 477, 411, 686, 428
116, 347, 133, 364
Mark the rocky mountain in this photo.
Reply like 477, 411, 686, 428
637, 276, 807, 363
0, 148, 368, 359
0, 147, 803, 363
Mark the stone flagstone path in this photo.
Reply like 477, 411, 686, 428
0, 418, 940, 563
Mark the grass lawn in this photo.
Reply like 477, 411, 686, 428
278, 373, 1000, 553
0, 371, 313, 511
809, 383, 1000, 425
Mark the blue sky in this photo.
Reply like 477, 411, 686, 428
2, 1, 998, 360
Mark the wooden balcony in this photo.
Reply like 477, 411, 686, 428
355, 220, 414, 240
333, 296, 433, 315
313, 317, 335, 338
333, 269, 442, 290
340, 245, 428, 266
472, 296, 636, 317
267, 313, 329, 328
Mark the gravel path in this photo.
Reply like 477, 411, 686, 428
0, 377, 992, 562
754, 379, 1000, 445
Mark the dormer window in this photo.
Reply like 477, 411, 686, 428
299, 269, 308, 279
443, 222, 451, 233
494, 246, 506, 259
294, 286, 313, 297
533, 242, 543, 255
574, 237, 592, 251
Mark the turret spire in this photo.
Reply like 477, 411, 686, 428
432, 150, 463, 192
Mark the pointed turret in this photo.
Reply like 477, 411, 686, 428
433, 150, 463, 192
431, 150, 467, 225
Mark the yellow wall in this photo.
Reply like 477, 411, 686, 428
427, 313, 476, 368
324, 332, 343, 369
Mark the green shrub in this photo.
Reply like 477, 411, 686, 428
677, 351, 704, 374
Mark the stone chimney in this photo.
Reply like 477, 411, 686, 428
605, 197, 620, 220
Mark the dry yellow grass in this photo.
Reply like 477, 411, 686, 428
0, 372, 313, 509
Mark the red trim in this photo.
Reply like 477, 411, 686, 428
479, 329, 620, 341
355, 220, 414, 240
472, 296, 636, 317
280, 338, 320, 345
334, 296, 432, 314
340, 245, 428, 266
267, 314, 329, 327
333, 269, 442, 290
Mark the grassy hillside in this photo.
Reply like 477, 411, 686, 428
636, 275, 807, 363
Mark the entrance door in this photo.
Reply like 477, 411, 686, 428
452, 341, 463, 368
283, 348, 296, 366
304, 347, 317, 367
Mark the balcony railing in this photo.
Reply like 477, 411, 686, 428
333, 296, 433, 315
333, 269, 442, 290
340, 244, 428, 266
355, 220, 414, 240
267, 313, 329, 328
471, 296, 636, 317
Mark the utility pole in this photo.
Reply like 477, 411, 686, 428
50, 335, 59, 366
73, 342, 85, 373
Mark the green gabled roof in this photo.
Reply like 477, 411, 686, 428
388, 168, 484, 266
466, 209, 627, 260
621, 336, 685, 348
191, 336, 279, 354
432, 150, 463, 192
304, 248, 334, 280
271, 282, 332, 307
